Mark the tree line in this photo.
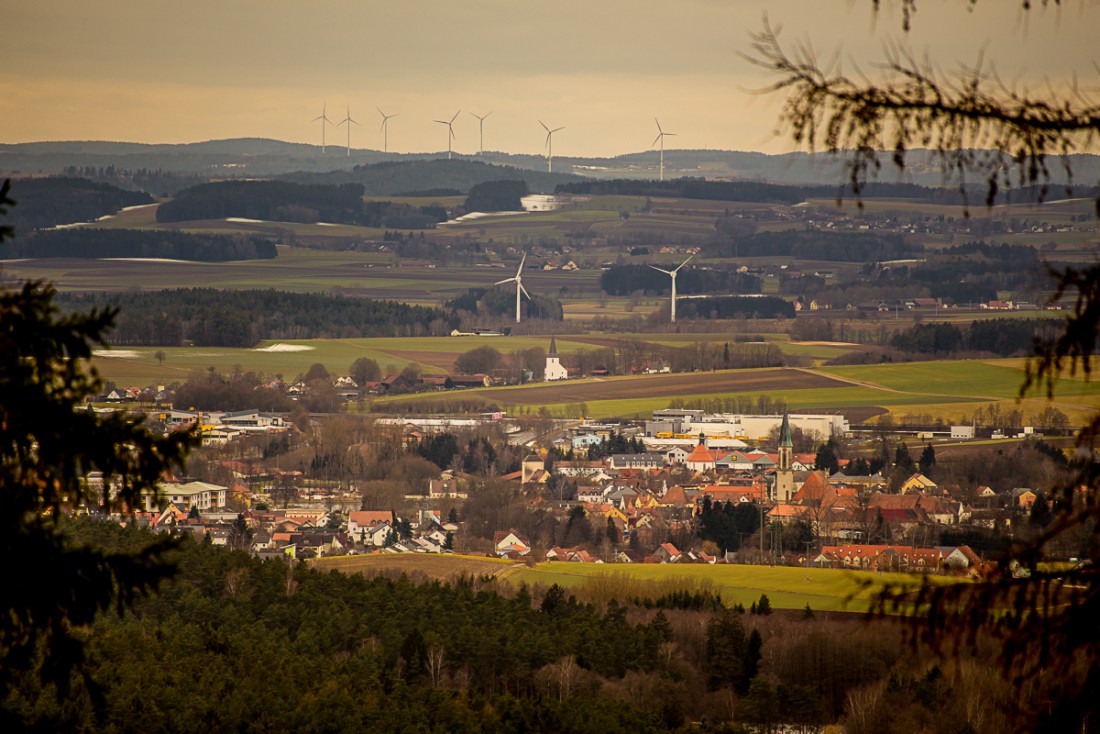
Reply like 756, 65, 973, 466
599, 264, 762, 296
56, 289, 457, 347
1, 176, 151, 232
706, 229, 916, 263
156, 180, 449, 229
888, 318, 1060, 356
5, 228, 277, 261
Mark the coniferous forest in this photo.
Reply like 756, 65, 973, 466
1, 521, 1030, 734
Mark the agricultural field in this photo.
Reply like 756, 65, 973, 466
502, 562, 954, 613
0, 245, 604, 304
311, 553, 513, 581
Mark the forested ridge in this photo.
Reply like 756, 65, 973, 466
706, 230, 916, 263
4, 228, 277, 262
55, 289, 457, 347
3, 521, 1020, 733
599, 265, 762, 296
156, 180, 448, 229
2, 177, 151, 232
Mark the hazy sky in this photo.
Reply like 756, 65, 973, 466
2, 1, 1095, 157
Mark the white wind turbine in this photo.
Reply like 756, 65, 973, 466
377, 108, 397, 153
469, 111, 493, 155
312, 103, 334, 154
649, 254, 692, 323
337, 104, 360, 157
434, 110, 461, 160
652, 118, 676, 181
494, 253, 530, 323
540, 120, 564, 173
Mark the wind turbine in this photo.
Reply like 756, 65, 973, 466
434, 110, 461, 160
377, 108, 397, 153
337, 104, 360, 157
652, 118, 676, 181
469, 111, 493, 155
539, 120, 564, 173
649, 254, 692, 323
312, 103, 333, 154
494, 253, 530, 323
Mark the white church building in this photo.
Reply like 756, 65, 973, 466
544, 336, 569, 381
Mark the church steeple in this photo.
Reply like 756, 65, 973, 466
548, 336, 558, 357
779, 411, 793, 451
777, 412, 794, 501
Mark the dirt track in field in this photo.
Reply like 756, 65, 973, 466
465, 368, 849, 405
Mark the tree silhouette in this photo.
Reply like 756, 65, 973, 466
0, 180, 197, 714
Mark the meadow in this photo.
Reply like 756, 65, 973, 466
500, 562, 949, 613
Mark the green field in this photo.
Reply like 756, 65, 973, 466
503, 562, 947, 613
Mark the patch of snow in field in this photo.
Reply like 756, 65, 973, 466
252, 343, 315, 352
226, 217, 266, 223
316, 222, 339, 227
102, 258, 197, 264
446, 211, 527, 224
93, 349, 143, 359
96, 214, 115, 221
121, 204, 157, 212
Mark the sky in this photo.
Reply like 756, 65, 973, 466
2, 1, 1096, 158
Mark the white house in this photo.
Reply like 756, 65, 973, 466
544, 336, 569, 381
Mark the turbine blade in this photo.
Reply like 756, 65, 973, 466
665, 132, 676, 137
652, 134, 663, 148
553, 126, 564, 133
649, 265, 673, 275
519, 283, 530, 299
655, 117, 663, 133
484, 111, 493, 119
495, 277, 516, 286
517, 253, 526, 275
450, 110, 461, 123
674, 254, 694, 272
539, 120, 550, 133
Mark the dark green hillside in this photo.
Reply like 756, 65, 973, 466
2, 177, 151, 232
6, 229, 276, 262
56, 288, 456, 346
281, 158, 582, 195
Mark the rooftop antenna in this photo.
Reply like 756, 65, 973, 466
494, 253, 530, 323
469, 111, 493, 155
539, 120, 564, 173
312, 103, 333, 154
337, 103, 360, 157
434, 110, 461, 160
652, 118, 676, 182
377, 108, 397, 153
649, 254, 693, 323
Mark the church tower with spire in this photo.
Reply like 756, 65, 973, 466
544, 336, 568, 381
776, 411, 795, 502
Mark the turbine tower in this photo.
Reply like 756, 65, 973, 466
649, 254, 693, 323
337, 104, 360, 157
312, 103, 333, 154
652, 118, 676, 181
377, 108, 398, 153
469, 111, 493, 155
494, 253, 530, 323
540, 120, 564, 173
434, 110, 461, 160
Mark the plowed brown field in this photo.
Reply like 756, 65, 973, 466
464, 368, 847, 405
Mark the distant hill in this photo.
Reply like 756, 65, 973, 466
279, 158, 582, 195
4, 137, 1098, 194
